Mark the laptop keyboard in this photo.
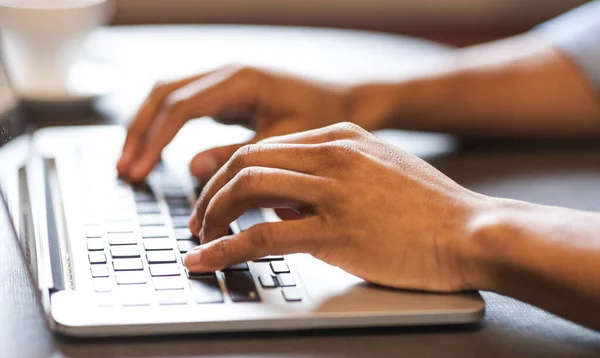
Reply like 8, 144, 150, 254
82, 164, 303, 308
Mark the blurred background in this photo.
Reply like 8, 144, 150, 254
111, 0, 590, 46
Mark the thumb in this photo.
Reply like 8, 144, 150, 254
189, 141, 250, 182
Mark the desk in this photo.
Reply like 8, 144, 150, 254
2, 25, 600, 358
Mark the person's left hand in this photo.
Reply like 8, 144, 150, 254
184, 122, 492, 292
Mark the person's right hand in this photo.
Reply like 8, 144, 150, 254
117, 66, 376, 183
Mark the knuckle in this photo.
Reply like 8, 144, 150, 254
332, 122, 366, 138
234, 166, 264, 192
149, 81, 172, 101
248, 224, 274, 251
330, 139, 362, 158
228, 65, 264, 82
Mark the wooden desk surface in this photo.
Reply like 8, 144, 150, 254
1, 25, 600, 358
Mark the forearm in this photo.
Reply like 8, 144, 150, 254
349, 33, 600, 137
465, 199, 600, 330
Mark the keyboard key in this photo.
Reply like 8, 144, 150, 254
85, 225, 104, 238
93, 277, 113, 292
224, 262, 249, 271
169, 206, 193, 216
141, 226, 170, 238
91, 265, 110, 278
89, 252, 107, 264
189, 277, 225, 304
258, 274, 277, 288
276, 273, 296, 287
186, 270, 216, 279
87, 239, 104, 251
108, 233, 139, 245
282, 287, 303, 302
174, 228, 194, 240
134, 191, 156, 203
223, 272, 260, 302
270, 261, 290, 274
236, 209, 264, 231
149, 264, 181, 277
111, 245, 141, 258
113, 258, 144, 271
118, 286, 152, 306
147, 250, 177, 264
178, 240, 198, 253
115, 271, 148, 285
153, 277, 186, 290
105, 221, 136, 233
144, 239, 173, 251
138, 214, 165, 227
157, 290, 188, 305
136, 202, 161, 214
165, 196, 188, 205
170, 216, 190, 228
253, 255, 285, 262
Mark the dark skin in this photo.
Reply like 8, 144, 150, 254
118, 33, 600, 330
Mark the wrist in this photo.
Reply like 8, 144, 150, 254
343, 82, 409, 131
459, 197, 535, 292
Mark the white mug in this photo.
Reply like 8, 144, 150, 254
0, 0, 112, 101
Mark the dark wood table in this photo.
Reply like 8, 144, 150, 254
2, 25, 600, 358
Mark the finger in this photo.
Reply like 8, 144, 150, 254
200, 167, 327, 243
189, 143, 325, 234
117, 75, 205, 176
189, 142, 250, 183
274, 208, 303, 221
128, 68, 266, 181
184, 218, 322, 272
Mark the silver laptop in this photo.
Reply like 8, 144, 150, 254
0, 60, 484, 338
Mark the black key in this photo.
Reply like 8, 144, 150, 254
138, 214, 165, 227
115, 271, 148, 285
170, 216, 190, 228
189, 277, 224, 304
224, 262, 249, 271
258, 274, 277, 288
253, 255, 285, 262
144, 239, 173, 251
153, 277, 186, 290
169, 206, 193, 216
186, 270, 216, 279
105, 221, 135, 233
174, 228, 194, 240
108, 233, 139, 245
89, 252, 107, 264
85, 225, 104, 238
236, 209, 264, 231
178, 240, 198, 253
149, 264, 180, 277
223, 271, 260, 302
146, 250, 177, 264
91, 265, 110, 278
282, 287, 303, 302
276, 273, 296, 287
113, 258, 144, 271
136, 202, 161, 214
87, 239, 104, 251
111, 245, 141, 258
141, 226, 170, 238
270, 261, 290, 274
157, 290, 188, 305
163, 191, 187, 201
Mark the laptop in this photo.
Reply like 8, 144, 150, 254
0, 60, 484, 338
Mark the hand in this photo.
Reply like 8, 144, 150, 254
117, 66, 368, 182
184, 122, 492, 292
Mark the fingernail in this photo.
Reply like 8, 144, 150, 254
184, 249, 202, 267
